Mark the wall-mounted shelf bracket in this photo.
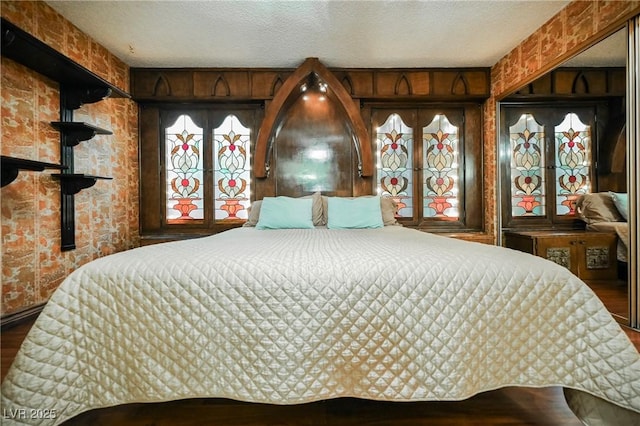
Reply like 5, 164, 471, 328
51, 122, 113, 146
1, 155, 67, 187
52, 174, 112, 195
1, 18, 130, 251
64, 87, 112, 110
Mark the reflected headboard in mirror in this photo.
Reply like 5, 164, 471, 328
254, 58, 373, 199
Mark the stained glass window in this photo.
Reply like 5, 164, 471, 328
422, 114, 459, 218
554, 113, 591, 216
376, 113, 413, 217
165, 114, 204, 222
510, 113, 546, 217
214, 115, 251, 220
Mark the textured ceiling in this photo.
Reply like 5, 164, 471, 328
44, 0, 584, 69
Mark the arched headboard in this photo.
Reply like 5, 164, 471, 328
254, 58, 373, 198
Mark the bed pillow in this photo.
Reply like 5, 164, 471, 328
303, 191, 326, 226
380, 196, 399, 226
256, 196, 314, 229
575, 192, 624, 224
610, 192, 629, 221
326, 196, 384, 229
244, 192, 324, 227
243, 200, 263, 227
322, 195, 398, 226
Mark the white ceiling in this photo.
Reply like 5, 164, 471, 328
45, 0, 584, 69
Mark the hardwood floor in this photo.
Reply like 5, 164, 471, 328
4, 316, 639, 425
586, 279, 629, 320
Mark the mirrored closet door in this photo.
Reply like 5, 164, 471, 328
499, 22, 637, 328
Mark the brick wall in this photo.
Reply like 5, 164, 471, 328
1, 1, 139, 315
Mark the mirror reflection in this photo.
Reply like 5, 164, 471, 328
500, 28, 629, 323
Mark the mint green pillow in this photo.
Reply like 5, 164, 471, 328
256, 197, 314, 229
327, 196, 384, 229
610, 192, 628, 221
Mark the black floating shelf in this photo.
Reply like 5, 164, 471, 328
1, 155, 67, 187
51, 122, 113, 146
1, 18, 130, 109
52, 174, 112, 195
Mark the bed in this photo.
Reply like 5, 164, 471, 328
576, 192, 629, 263
2, 194, 640, 425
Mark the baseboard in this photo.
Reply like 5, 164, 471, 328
1, 302, 45, 330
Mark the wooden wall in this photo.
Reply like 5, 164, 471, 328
131, 68, 489, 101
0, 1, 139, 318
132, 65, 489, 241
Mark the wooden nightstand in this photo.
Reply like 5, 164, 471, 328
504, 230, 618, 281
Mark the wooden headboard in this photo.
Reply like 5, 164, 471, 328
253, 58, 374, 199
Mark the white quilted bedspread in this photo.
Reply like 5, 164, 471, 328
2, 227, 640, 425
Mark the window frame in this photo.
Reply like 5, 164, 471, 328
140, 103, 262, 238
368, 103, 484, 232
500, 102, 604, 230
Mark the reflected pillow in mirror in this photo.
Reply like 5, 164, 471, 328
610, 191, 628, 221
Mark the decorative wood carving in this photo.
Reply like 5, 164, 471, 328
341, 75, 354, 95
451, 73, 469, 95
213, 75, 230, 96
395, 74, 412, 95
153, 74, 171, 96
572, 72, 589, 94
254, 58, 373, 178
270, 75, 285, 97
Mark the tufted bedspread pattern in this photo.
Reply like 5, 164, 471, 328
2, 227, 640, 425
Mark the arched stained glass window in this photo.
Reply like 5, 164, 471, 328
165, 114, 204, 222
214, 115, 251, 220
376, 113, 413, 217
555, 113, 591, 216
510, 113, 546, 217
423, 114, 459, 218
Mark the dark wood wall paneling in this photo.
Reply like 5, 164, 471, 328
130, 67, 491, 101
510, 68, 625, 98
132, 65, 491, 242
133, 65, 624, 242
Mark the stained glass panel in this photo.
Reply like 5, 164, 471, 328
214, 115, 251, 220
510, 113, 546, 217
166, 114, 204, 222
376, 113, 413, 217
422, 114, 459, 218
554, 113, 591, 216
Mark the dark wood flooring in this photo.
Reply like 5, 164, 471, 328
2, 310, 638, 425
587, 279, 630, 321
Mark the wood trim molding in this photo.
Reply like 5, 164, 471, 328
1, 302, 45, 330
254, 57, 373, 178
